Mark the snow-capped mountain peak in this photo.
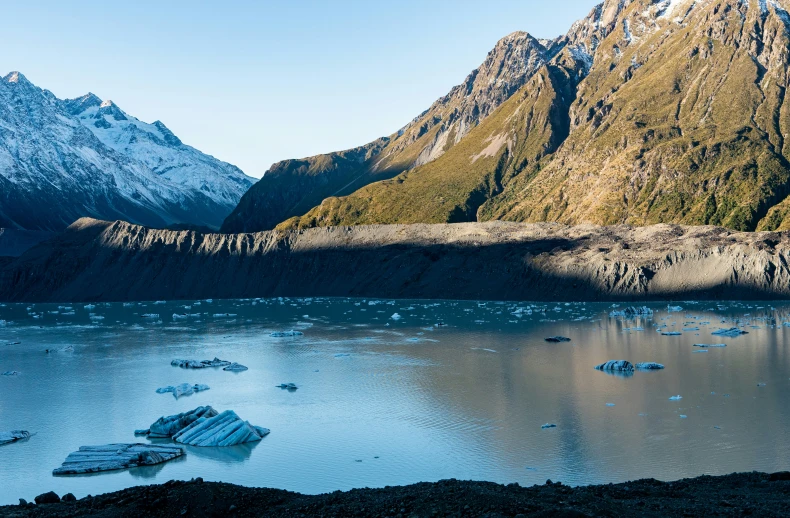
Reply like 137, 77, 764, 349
0, 71, 254, 231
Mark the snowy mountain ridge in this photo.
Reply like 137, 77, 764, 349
0, 71, 253, 231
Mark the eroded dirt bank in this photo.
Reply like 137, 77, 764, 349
1, 218, 790, 303
2, 472, 790, 517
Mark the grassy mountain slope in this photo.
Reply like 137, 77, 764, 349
488, 0, 790, 231
221, 32, 555, 232
268, 0, 790, 233
277, 50, 588, 229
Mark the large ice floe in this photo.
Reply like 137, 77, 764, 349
140, 406, 218, 438
137, 406, 269, 446
0, 430, 30, 445
156, 383, 210, 399
172, 410, 269, 447
52, 444, 184, 475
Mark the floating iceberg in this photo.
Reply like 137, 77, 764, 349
712, 328, 748, 337
270, 330, 303, 337
277, 383, 298, 390
0, 430, 30, 445
391, 313, 402, 320
2, 370, 19, 376
171, 358, 231, 369
595, 360, 634, 372
544, 336, 571, 343
172, 410, 269, 447
156, 383, 210, 399
609, 306, 653, 318
52, 444, 184, 475
661, 331, 682, 336
694, 343, 727, 348
223, 363, 248, 372
541, 423, 557, 429
143, 406, 219, 438
669, 395, 683, 401
667, 306, 683, 312
635, 362, 665, 370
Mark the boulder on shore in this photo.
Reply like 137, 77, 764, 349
52, 444, 184, 475
173, 410, 270, 447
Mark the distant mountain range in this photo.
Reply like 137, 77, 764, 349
224, 0, 790, 233
0, 72, 253, 231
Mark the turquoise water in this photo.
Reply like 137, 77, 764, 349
1, 298, 789, 504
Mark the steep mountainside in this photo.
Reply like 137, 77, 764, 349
3, 217, 790, 302
236, 0, 790, 233
0, 72, 253, 231
221, 32, 559, 232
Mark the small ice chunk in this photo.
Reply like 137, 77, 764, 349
609, 306, 653, 318
712, 328, 748, 337
606, 403, 616, 407
277, 383, 298, 390
634, 362, 665, 370
669, 395, 683, 401
541, 423, 557, 429
270, 330, 304, 337
171, 358, 232, 369
544, 336, 571, 343
694, 343, 726, 348
156, 383, 210, 399
391, 313, 402, 320
223, 363, 248, 372
0, 430, 30, 445
595, 360, 634, 372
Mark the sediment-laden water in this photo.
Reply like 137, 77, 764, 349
1, 298, 788, 504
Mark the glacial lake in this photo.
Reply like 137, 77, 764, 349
1, 298, 790, 504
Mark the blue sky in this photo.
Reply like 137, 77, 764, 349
5, 0, 596, 177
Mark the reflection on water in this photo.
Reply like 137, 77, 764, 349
1, 298, 790, 504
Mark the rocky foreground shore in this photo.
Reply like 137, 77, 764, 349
3, 218, 790, 303
2, 472, 790, 517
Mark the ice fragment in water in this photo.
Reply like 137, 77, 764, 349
669, 395, 683, 400
545, 336, 571, 343
595, 360, 634, 372
541, 423, 557, 429
712, 328, 748, 337
155, 383, 210, 399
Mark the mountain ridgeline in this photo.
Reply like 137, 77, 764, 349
223, 0, 790, 233
0, 72, 253, 231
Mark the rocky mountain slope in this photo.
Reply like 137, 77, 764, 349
2, 217, 790, 302
230, 0, 790, 234
221, 31, 561, 232
0, 72, 253, 231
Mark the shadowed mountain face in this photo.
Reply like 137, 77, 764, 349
228, 0, 790, 233
3, 217, 790, 303
0, 72, 253, 231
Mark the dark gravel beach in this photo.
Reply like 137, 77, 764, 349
3, 472, 790, 517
